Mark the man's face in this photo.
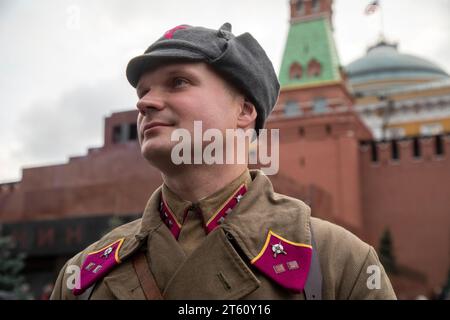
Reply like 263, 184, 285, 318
135, 61, 244, 166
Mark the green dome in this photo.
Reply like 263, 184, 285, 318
346, 41, 449, 86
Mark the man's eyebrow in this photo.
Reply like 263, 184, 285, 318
136, 66, 199, 94
165, 68, 197, 77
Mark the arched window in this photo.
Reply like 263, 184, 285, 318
296, 0, 304, 14
312, 0, 320, 12
284, 100, 301, 117
289, 62, 303, 80
313, 97, 328, 113
307, 58, 322, 77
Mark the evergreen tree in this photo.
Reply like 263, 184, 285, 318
437, 268, 450, 300
0, 235, 28, 299
378, 228, 397, 274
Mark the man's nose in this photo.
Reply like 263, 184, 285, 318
136, 91, 165, 115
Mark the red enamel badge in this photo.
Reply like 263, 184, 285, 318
251, 231, 312, 293
163, 25, 188, 39
160, 199, 182, 239
73, 238, 124, 296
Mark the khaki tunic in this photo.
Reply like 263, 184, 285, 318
50, 169, 396, 300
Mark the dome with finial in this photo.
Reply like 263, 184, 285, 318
345, 38, 449, 93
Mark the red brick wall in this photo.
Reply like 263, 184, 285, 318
267, 111, 371, 233
360, 136, 450, 294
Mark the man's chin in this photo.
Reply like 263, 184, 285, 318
140, 140, 175, 166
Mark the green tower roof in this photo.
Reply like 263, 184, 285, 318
279, 17, 342, 89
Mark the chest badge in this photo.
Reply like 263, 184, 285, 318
101, 246, 113, 258
272, 242, 287, 258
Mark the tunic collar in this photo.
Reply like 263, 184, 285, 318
159, 169, 252, 238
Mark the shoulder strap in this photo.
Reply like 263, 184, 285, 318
303, 223, 323, 300
132, 251, 163, 300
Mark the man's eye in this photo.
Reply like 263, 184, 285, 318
173, 77, 189, 88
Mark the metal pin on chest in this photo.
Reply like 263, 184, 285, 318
272, 242, 287, 258
102, 246, 113, 258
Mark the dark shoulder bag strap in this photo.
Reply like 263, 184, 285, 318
303, 222, 323, 300
132, 251, 163, 300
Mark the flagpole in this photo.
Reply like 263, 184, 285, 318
379, 0, 385, 40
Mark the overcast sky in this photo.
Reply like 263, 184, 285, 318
0, 0, 449, 183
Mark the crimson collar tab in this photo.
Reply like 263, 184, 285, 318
159, 184, 247, 239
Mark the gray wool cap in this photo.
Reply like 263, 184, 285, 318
126, 23, 280, 132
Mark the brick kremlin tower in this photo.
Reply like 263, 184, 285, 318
266, 0, 372, 234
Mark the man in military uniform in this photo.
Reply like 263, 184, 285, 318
50, 23, 396, 300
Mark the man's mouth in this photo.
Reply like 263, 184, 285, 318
142, 121, 172, 134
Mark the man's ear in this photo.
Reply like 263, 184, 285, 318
237, 98, 257, 130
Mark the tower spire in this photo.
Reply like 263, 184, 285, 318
289, 0, 333, 27
279, 0, 342, 89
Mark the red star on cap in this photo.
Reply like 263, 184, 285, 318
163, 25, 188, 39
